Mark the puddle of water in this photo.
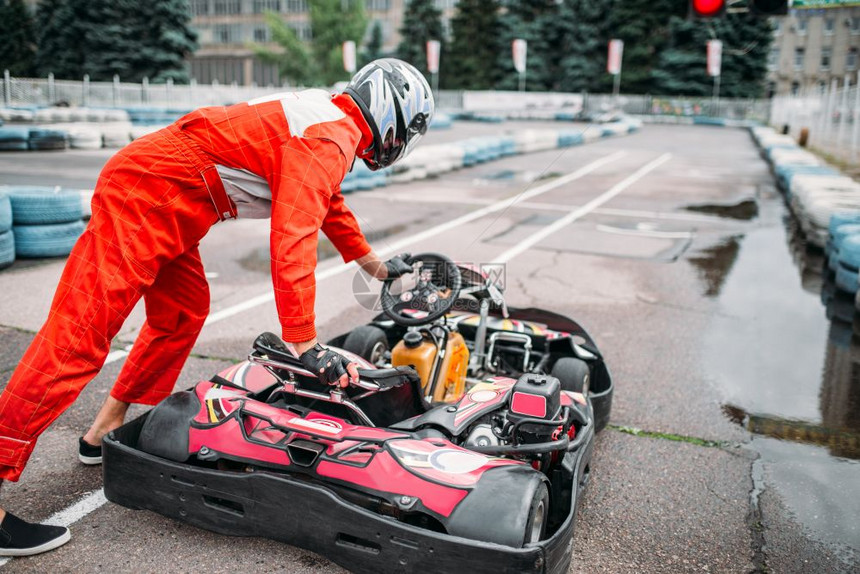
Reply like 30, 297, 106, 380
686, 199, 759, 221
695, 200, 860, 555
686, 236, 742, 297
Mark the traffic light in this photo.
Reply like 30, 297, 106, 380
749, 0, 789, 16
689, 0, 726, 18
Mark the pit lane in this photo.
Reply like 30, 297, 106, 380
0, 121, 857, 573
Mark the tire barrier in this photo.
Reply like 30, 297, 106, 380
0, 126, 30, 151
0, 190, 12, 233
5, 186, 84, 225
27, 128, 68, 151
751, 125, 860, 307
0, 230, 14, 269
13, 220, 85, 258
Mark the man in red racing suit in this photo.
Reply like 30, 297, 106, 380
0, 59, 433, 555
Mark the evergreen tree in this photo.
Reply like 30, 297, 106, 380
653, 11, 772, 98
256, 0, 366, 86
33, 0, 196, 82
361, 20, 385, 66
556, 0, 610, 93
496, 0, 560, 91
0, 0, 37, 76
604, 0, 682, 93
446, 0, 500, 89
396, 0, 444, 77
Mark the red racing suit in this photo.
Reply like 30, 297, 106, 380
0, 89, 373, 481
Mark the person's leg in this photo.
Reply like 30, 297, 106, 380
82, 246, 210, 448
0, 131, 218, 482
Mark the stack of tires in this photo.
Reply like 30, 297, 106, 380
6, 187, 86, 260
0, 190, 13, 269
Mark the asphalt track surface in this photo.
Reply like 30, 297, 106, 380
0, 121, 857, 573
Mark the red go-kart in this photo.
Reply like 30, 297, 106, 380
103, 253, 613, 574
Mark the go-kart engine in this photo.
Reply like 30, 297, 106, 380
464, 424, 500, 448
506, 374, 563, 444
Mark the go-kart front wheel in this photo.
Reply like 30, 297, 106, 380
551, 357, 590, 395
341, 325, 389, 365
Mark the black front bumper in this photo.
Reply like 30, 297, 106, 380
103, 413, 591, 574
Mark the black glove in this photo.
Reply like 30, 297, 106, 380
385, 253, 414, 279
299, 343, 357, 387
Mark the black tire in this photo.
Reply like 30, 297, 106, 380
551, 357, 591, 395
341, 325, 389, 364
446, 467, 550, 547
523, 481, 550, 545
8, 186, 83, 225
0, 190, 11, 233
13, 220, 85, 258
0, 230, 14, 269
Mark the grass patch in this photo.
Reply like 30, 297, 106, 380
609, 424, 726, 448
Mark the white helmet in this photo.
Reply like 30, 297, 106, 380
345, 58, 435, 171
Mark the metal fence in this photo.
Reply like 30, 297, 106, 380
770, 75, 860, 166
3, 71, 857, 166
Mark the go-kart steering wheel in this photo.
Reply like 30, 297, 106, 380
380, 253, 462, 326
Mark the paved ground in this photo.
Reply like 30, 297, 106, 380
0, 121, 858, 573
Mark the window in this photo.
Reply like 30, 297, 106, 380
852, 17, 860, 34
253, 0, 280, 12
365, 0, 390, 10
773, 19, 782, 35
289, 21, 312, 40
796, 17, 807, 34
848, 48, 858, 70
823, 17, 834, 35
821, 47, 831, 70
253, 25, 270, 42
214, 24, 242, 43
768, 48, 779, 70
818, 81, 826, 93
794, 47, 805, 70
214, 0, 241, 14
191, 0, 210, 16
791, 81, 800, 95
284, 0, 307, 11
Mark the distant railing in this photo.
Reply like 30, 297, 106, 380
770, 76, 860, 165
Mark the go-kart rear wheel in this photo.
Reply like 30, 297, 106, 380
524, 481, 550, 545
342, 325, 389, 365
551, 357, 590, 395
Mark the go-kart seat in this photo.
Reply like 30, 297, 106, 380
253, 332, 428, 427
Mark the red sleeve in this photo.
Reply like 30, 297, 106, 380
321, 191, 372, 263
269, 137, 348, 342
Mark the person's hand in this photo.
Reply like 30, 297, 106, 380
299, 344, 359, 388
384, 253, 414, 279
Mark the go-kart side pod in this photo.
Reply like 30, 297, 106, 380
103, 412, 591, 574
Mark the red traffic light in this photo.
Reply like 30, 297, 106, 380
690, 0, 726, 18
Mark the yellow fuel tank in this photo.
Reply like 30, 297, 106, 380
391, 331, 470, 402
391, 335, 437, 392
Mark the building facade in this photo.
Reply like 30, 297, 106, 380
189, 0, 459, 86
767, 5, 860, 95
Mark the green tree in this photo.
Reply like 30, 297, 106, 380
653, 12, 772, 98
0, 0, 37, 76
446, 0, 501, 90
496, 0, 560, 91
255, 0, 366, 86
556, 0, 609, 92
396, 0, 444, 76
361, 20, 386, 66
33, 0, 196, 82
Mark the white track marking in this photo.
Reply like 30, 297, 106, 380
494, 153, 673, 263
0, 490, 108, 567
198, 150, 627, 326
595, 223, 693, 239
360, 192, 731, 224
